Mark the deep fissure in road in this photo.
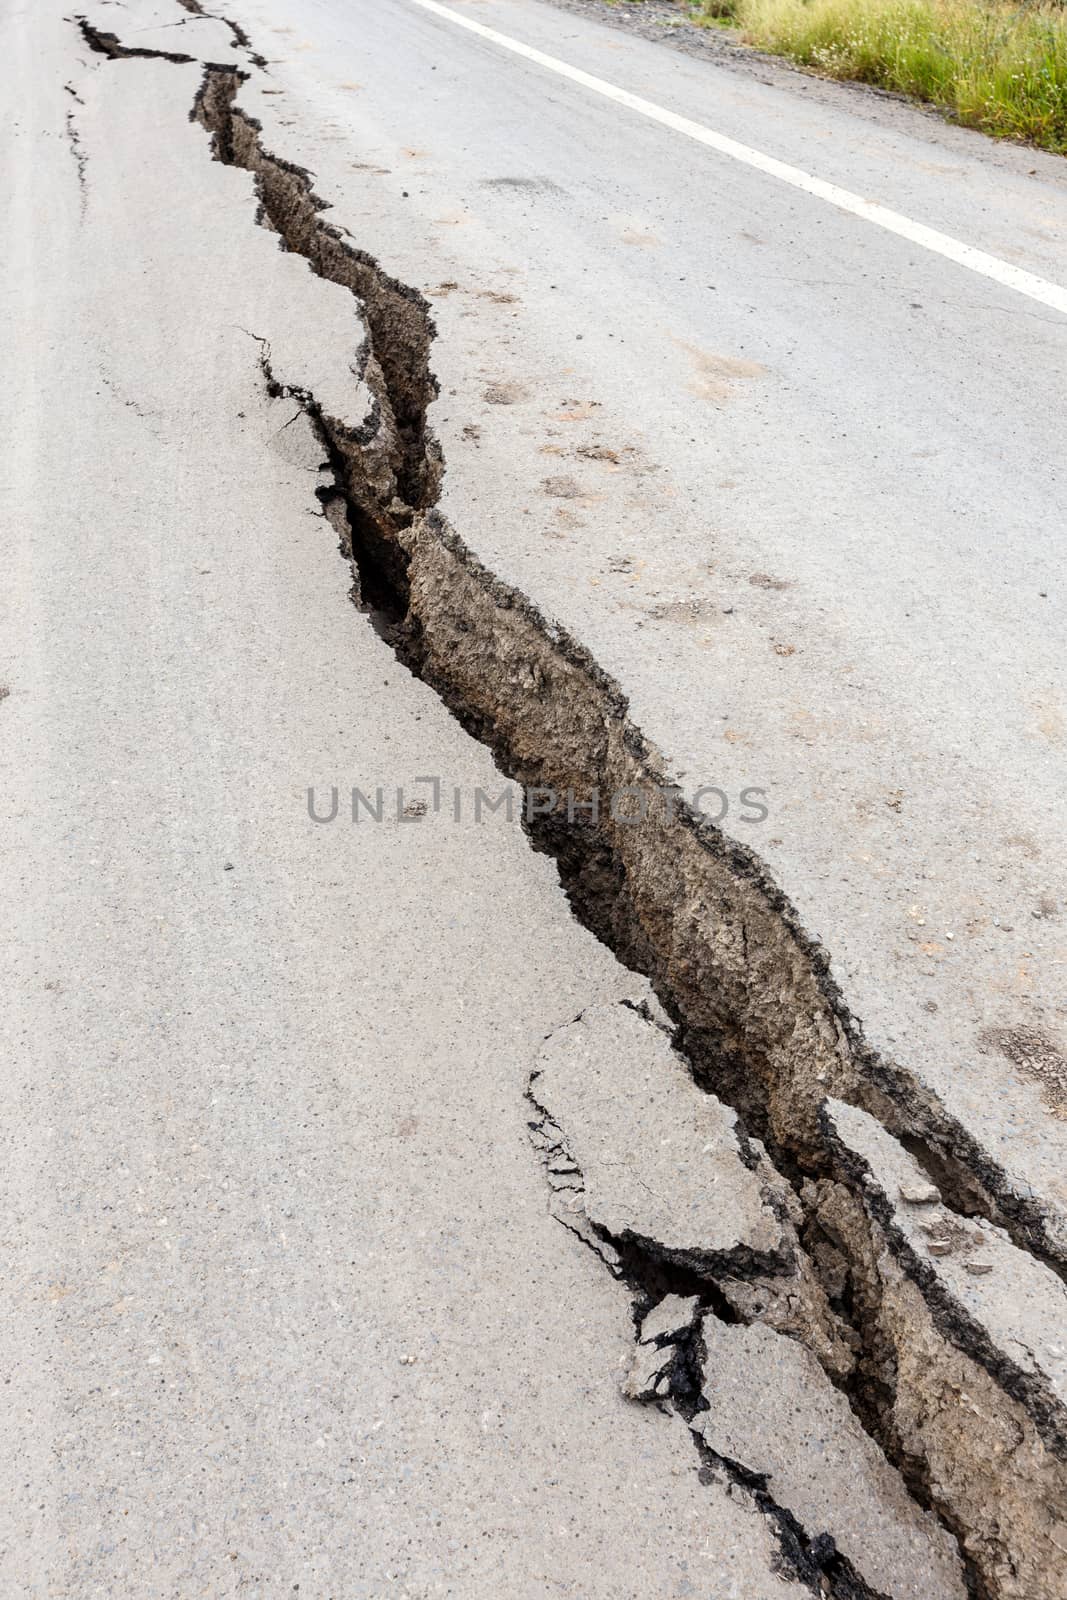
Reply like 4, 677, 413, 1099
78, 19, 1067, 1600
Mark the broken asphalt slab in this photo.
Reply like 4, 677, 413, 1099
528, 1001, 788, 1269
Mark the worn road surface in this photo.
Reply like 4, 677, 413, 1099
3, 0, 1066, 1596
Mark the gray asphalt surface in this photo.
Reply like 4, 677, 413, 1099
5, 0, 1067, 1593
2, 9, 810, 1593
221, 0, 1067, 1218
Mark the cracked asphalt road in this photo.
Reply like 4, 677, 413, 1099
5, 13, 809, 1597
218, 0, 1067, 1216
3, 0, 1067, 1596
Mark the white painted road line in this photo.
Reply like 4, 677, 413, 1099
408, 0, 1067, 317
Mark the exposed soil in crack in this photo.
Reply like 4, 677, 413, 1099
523, 1098, 932, 1600
78, 21, 1067, 1600
525, 1047, 969, 1599
192, 67, 440, 526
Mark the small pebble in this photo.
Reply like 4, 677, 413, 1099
899, 1182, 940, 1204
965, 1261, 994, 1275
927, 1239, 954, 1256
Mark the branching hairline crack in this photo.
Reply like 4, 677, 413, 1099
174, 0, 268, 67
65, 109, 88, 205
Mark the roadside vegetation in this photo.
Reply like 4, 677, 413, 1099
643, 0, 1067, 152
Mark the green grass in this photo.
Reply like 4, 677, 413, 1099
684, 0, 1067, 151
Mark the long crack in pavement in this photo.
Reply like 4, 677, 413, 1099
75, 11, 1067, 1598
